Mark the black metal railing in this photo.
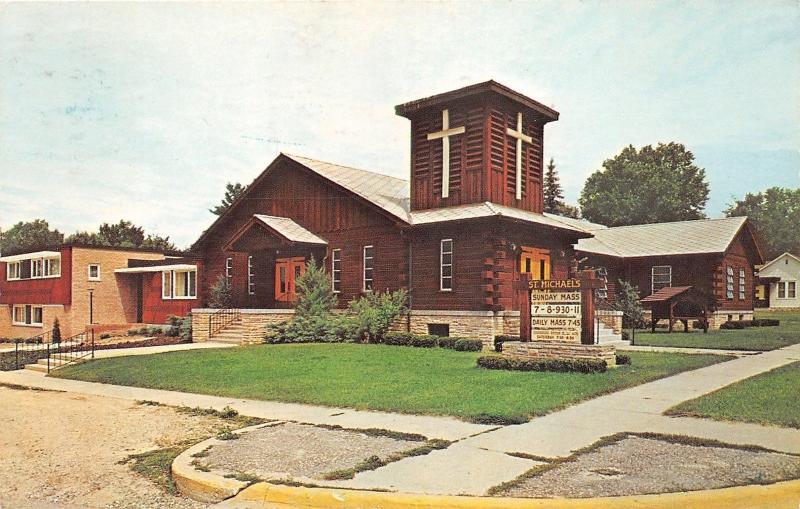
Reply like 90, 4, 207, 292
208, 308, 241, 339
13, 329, 95, 372
47, 330, 95, 373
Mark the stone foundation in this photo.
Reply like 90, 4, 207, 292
191, 309, 295, 344
502, 340, 617, 366
392, 310, 521, 350
596, 310, 623, 334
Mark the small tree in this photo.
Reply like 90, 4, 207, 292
210, 182, 247, 216
209, 275, 234, 308
51, 318, 61, 344
346, 289, 408, 343
543, 158, 564, 213
295, 256, 338, 316
616, 280, 644, 329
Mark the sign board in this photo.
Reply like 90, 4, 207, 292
530, 279, 582, 342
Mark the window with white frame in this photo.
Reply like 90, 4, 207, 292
651, 265, 671, 293
225, 257, 233, 281
331, 249, 341, 293
31, 258, 43, 278
162, 269, 197, 299
44, 257, 60, 277
88, 264, 101, 281
247, 256, 255, 295
726, 266, 734, 299
440, 239, 453, 291
12, 304, 43, 326
738, 268, 746, 300
6, 261, 20, 280
363, 246, 374, 291
778, 281, 797, 300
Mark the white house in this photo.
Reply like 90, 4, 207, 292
757, 252, 800, 309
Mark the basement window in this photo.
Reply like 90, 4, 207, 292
428, 324, 450, 337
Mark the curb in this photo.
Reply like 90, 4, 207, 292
172, 422, 273, 503
172, 427, 800, 508
217, 478, 800, 509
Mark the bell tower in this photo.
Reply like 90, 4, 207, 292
395, 81, 559, 213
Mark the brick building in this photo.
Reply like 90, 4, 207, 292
0, 245, 200, 339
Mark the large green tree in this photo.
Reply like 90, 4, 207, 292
65, 220, 176, 251
210, 182, 247, 216
0, 219, 64, 255
543, 158, 581, 218
579, 143, 709, 226
725, 187, 800, 260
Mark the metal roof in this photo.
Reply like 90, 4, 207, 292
115, 263, 197, 274
283, 154, 410, 223
0, 251, 60, 262
576, 216, 748, 258
409, 202, 593, 234
253, 214, 328, 245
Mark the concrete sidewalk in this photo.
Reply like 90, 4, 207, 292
336, 343, 800, 495
0, 369, 492, 442
615, 342, 762, 356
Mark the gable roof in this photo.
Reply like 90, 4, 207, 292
576, 216, 750, 258
758, 252, 800, 274
194, 153, 594, 247
252, 215, 328, 245
282, 154, 410, 223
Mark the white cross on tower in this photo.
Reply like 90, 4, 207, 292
427, 109, 465, 198
506, 112, 533, 200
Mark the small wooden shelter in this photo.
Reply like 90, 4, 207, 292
641, 286, 714, 333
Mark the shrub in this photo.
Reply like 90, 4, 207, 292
752, 318, 780, 327
383, 332, 413, 346
477, 355, 607, 374
410, 335, 437, 348
99, 333, 112, 340
615, 354, 631, 365
147, 326, 164, 336
52, 318, 61, 344
127, 329, 138, 336
453, 338, 483, 352
617, 280, 645, 329
209, 274, 233, 309
494, 335, 520, 352
720, 320, 750, 330
345, 289, 408, 343
179, 314, 193, 341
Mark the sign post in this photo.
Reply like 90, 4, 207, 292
516, 271, 603, 345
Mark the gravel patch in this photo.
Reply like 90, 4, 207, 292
499, 436, 800, 498
0, 386, 228, 508
199, 422, 423, 480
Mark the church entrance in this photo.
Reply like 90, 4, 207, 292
520, 247, 550, 280
275, 256, 306, 303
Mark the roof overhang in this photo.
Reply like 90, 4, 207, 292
115, 264, 197, 274
224, 215, 328, 252
0, 250, 61, 262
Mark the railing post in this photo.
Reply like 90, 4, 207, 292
15, 340, 19, 370
47, 343, 50, 373
91, 329, 95, 359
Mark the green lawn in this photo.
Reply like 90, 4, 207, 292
667, 362, 800, 428
53, 343, 728, 422
632, 311, 800, 351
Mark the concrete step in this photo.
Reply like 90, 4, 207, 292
24, 363, 48, 373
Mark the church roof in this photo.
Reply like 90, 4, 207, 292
282, 154, 411, 223
252, 215, 328, 245
284, 154, 592, 234
576, 216, 749, 258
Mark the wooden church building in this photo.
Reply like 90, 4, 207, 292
192, 81, 596, 344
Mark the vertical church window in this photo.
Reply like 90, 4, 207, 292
225, 257, 233, 281
651, 265, 672, 293
248, 256, 255, 295
331, 249, 341, 293
440, 239, 453, 291
726, 266, 734, 299
738, 268, 746, 300
363, 246, 374, 291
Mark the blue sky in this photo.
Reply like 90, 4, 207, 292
1, 1, 798, 248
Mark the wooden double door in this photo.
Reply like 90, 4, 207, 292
520, 247, 551, 281
274, 256, 305, 302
